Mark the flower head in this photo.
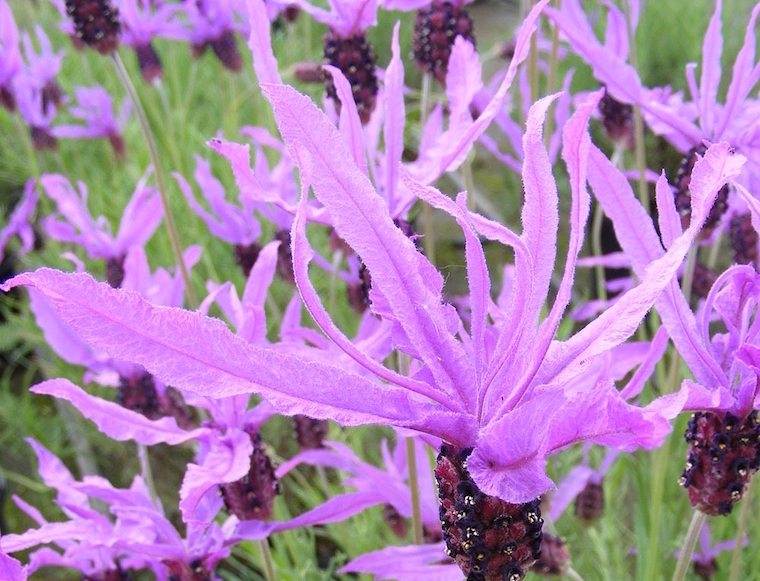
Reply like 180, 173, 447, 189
65, 0, 122, 55
40, 170, 163, 285
53, 85, 130, 157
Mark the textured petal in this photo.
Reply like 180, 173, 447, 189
0, 552, 27, 581
30, 379, 204, 445
179, 430, 253, 522
234, 490, 381, 540
384, 22, 404, 217
246, 0, 281, 85
263, 83, 475, 412
3, 269, 476, 444
340, 543, 461, 581
470, 382, 671, 503
290, 174, 452, 407
323, 64, 365, 169
698, 0, 723, 136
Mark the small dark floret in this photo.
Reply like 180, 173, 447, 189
234, 242, 262, 278
220, 429, 279, 521
135, 43, 163, 83
730, 212, 758, 265
292, 415, 328, 450
573, 480, 604, 525
673, 145, 730, 241
598, 89, 634, 149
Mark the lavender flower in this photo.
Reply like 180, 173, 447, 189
40, 170, 163, 287
53, 85, 131, 157
117, 0, 187, 82
293, 0, 381, 123
675, 523, 746, 581
174, 153, 263, 277
20, 26, 65, 110
65, 0, 122, 55
184, 0, 245, 71
1, 440, 229, 580
15, 76, 58, 150
385, 0, 475, 86
0, 178, 39, 265
3, 80, 741, 579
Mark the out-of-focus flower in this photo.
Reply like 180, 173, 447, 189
40, 170, 163, 287
64, 0, 122, 55
116, 0, 188, 82
20, 26, 65, 110
293, 0, 381, 123
183, 0, 245, 71
174, 154, 262, 277
1, 439, 228, 580
0, 178, 39, 265
385, 0, 475, 86
674, 522, 746, 581
54, 85, 131, 157
0, 0, 22, 111
15, 76, 58, 150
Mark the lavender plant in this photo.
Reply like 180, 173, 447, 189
2, 1, 760, 581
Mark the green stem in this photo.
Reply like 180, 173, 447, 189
257, 539, 277, 581
680, 245, 698, 299
728, 478, 753, 581
643, 352, 681, 580
565, 567, 587, 581
671, 510, 707, 581
405, 437, 424, 546
111, 53, 198, 309
137, 443, 160, 506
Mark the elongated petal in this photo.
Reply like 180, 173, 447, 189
698, 0, 723, 136
401, 174, 488, 396
0, 521, 95, 553
263, 83, 475, 412
3, 269, 476, 444
290, 174, 453, 408
30, 379, 204, 445
234, 490, 381, 540
323, 64, 365, 169
384, 22, 404, 217
340, 543, 461, 581
716, 3, 760, 138
470, 382, 671, 503
246, 0, 281, 85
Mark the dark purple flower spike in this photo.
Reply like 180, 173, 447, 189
65, 0, 121, 54
413, 1, 475, 86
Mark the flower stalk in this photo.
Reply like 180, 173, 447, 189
111, 52, 198, 309
671, 510, 708, 581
